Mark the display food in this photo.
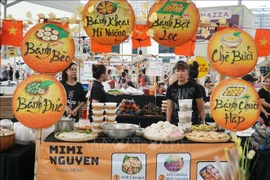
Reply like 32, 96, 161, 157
75, 123, 92, 130
36, 26, 59, 42
117, 99, 141, 115
141, 103, 162, 116
107, 89, 123, 96
0, 127, 15, 136
200, 164, 223, 180
143, 121, 184, 141
122, 155, 142, 175
164, 155, 184, 172
54, 131, 98, 142
191, 124, 217, 132
186, 131, 231, 142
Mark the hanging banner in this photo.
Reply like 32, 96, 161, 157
21, 23, 75, 73
37, 141, 233, 180
207, 28, 258, 77
82, 0, 135, 46
189, 56, 209, 78
210, 78, 261, 131
147, 0, 200, 47
12, 74, 67, 129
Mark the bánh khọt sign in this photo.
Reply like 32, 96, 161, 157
210, 78, 261, 131
21, 23, 75, 73
82, 0, 135, 46
207, 28, 258, 77
147, 0, 200, 47
12, 74, 67, 129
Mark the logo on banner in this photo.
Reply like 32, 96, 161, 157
82, 0, 135, 46
147, 0, 200, 47
21, 23, 75, 73
12, 74, 67, 129
207, 28, 258, 77
210, 78, 261, 131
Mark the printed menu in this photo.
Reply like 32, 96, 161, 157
156, 153, 191, 180
112, 153, 146, 180
197, 162, 227, 180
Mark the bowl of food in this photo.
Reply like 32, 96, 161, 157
221, 33, 242, 48
102, 123, 138, 138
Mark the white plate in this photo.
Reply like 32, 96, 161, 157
236, 129, 255, 137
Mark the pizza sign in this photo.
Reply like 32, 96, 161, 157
147, 0, 200, 47
83, 0, 135, 46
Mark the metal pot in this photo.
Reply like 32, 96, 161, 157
54, 116, 75, 133
102, 123, 138, 139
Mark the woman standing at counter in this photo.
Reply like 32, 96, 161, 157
258, 75, 270, 125
61, 62, 86, 122
89, 64, 108, 120
166, 61, 205, 125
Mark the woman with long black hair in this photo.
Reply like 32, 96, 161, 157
61, 62, 86, 122
89, 64, 108, 120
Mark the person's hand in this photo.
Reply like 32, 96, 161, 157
71, 109, 78, 116
65, 106, 72, 116
257, 117, 265, 125
264, 111, 270, 119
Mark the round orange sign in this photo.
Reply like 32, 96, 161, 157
147, 0, 199, 47
21, 23, 75, 73
82, 0, 135, 46
208, 28, 258, 77
210, 78, 260, 131
12, 74, 67, 129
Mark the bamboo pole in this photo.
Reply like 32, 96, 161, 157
34, 129, 42, 180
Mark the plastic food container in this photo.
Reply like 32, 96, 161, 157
178, 111, 193, 123
105, 115, 117, 122
106, 109, 117, 116
92, 109, 104, 116
92, 116, 104, 123
178, 99, 192, 112
105, 102, 118, 110
92, 103, 104, 110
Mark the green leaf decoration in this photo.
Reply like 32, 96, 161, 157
61, 128, 70, 133
40, 80, 55, 89
233, 32, 241, 37
113, 1, 119, 9
42, 23, 69, 39
81, 130, 91, 134
242, 94, 251, 99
